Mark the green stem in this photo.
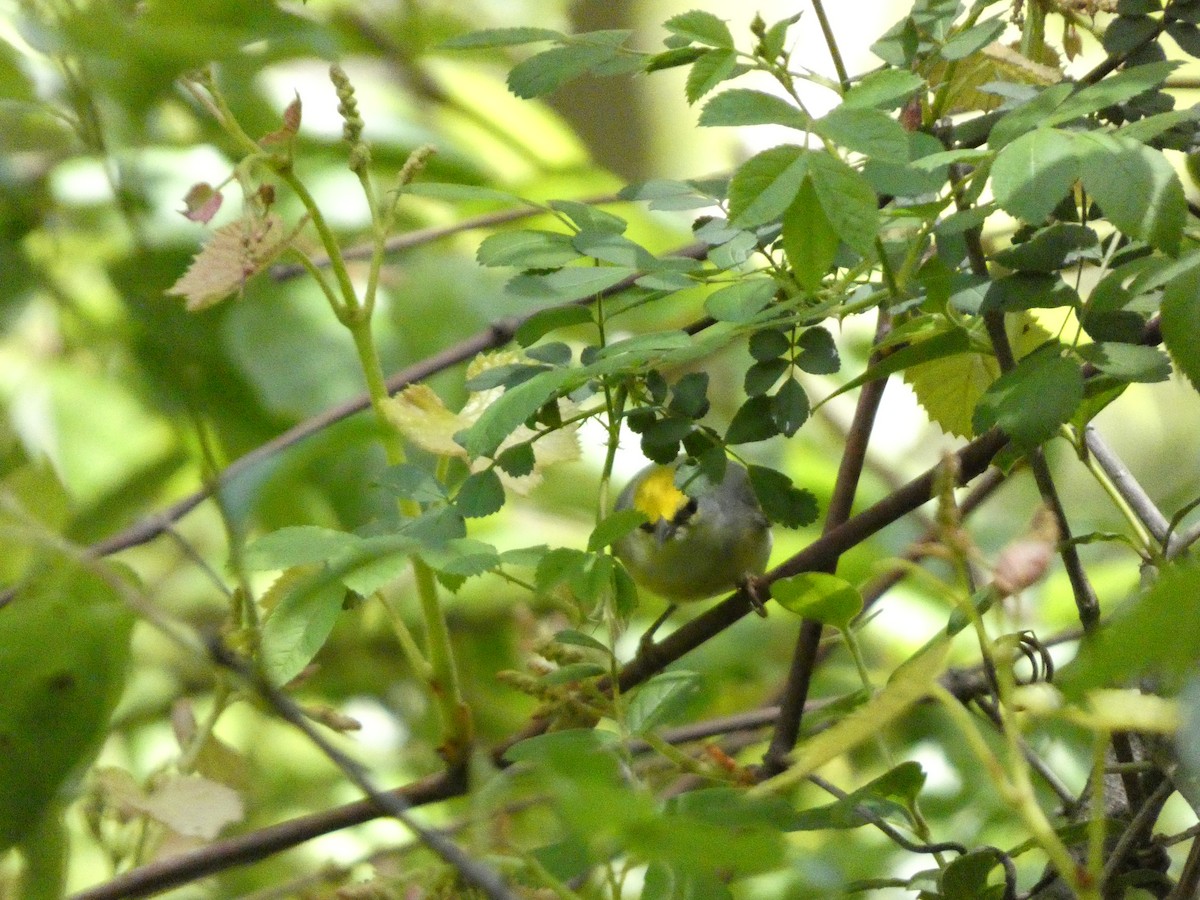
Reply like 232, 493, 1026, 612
930, 684, 1095, 898
810, 0, 850, 90
345, 314, 473, 761
375, 590, 432, 679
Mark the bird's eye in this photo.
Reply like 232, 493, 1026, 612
638, 521, 656, 533
674, 496, 698, 526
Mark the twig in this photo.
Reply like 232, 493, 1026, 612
69, 770, 464, 900
1100, 772, 1174, 886
761, 311, 891, 777
974, 227, 1100, 629
1083, 424, 1174, 552
806, 773, 970, 857
1167, 828, 1200, 899
491, 426, 1011, 760
205, 640, 517, 900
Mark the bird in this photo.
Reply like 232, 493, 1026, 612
613, 458, 772, 639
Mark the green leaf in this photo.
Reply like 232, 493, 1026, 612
458, 368, 575, 458
572, 231, 653, 268
988, 82, 1075, 150
726, 395, 778, 444
991, 224, 1099, 273
819, 327, 972, 410
1059, 557, 1200, 696
621, 178, 718, 211
990, 128, 1081, 224
749, 327, 789, 361
1048, 60, 1178, 125
1077, 343, 1171, 383
515, 305, 594, 347
782, 178, 839, 292
553, 629, 613, 656
770, 377, 809, 437
420, 538, 501, 579
789, 761, 925, 830
645, 46, 708, 72
1102, 13, 1161, 54
814, 107, 909, 159
625, 671, 701, 734
549, 199, 629, 233
744, 358, 789, 397
685, 48, 739, 103
377, 464, 448, 504
728, 144, 808, 227
441, 27, 563, 49
807, 151, 879, 255
771, 572, 863, 629
841, 69, 926, 110
699, 88, 808, 129
795, 327, 840, 374
0, 559, 135, 850
669, 371, 710, 419
1117, 107, 1200, 142
746, 464, 819, 528
503, 727, 620, 765
260, 569, 345, 685
939, 17, 1006, 59
704, 279, 776, 323
764, 636, 950, 786
972, 348, 1083, 450
244, 526, 360, 570
1161, 267, 1200, 392
455, 469, 505, 518
940, 848, 1007, 899
403, 182, 528, 205
589, 508, 647, 552
477, 230, 581, 268
1077, 130, 1186, 254
540, 662, 608, 686
507, 266, 639, 303
664, 10, 734, 47
496, 442, 536, 476
981, 273, 1080, 311
641, 416, 692, 462
507, 43, 617, 98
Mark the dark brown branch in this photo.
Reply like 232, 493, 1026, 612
495, 427, 1011, 762
761, 311, 891, 777
70, 769, 464, 900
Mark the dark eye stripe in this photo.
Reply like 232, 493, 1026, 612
674, 496, 698, 526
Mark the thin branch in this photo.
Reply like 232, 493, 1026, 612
491, 426, 1011, 761
1083, 424, 1175, 552
761, 310, 891, 777
1167, 828, 1200, 900
810, 0, 851, 91
206, 640, 517, 900
1100, 772, 1174, 886
69, 770, 464, 900
974, 226, 1100, 629
806, 773, 971, 857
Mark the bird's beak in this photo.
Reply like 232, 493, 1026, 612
653, 519, 676, 545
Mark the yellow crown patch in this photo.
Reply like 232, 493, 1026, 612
633, 466, 688, 522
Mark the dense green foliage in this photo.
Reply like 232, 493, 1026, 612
5, 0, 1200, 897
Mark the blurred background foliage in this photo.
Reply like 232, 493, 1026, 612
3, 0, 1200, 896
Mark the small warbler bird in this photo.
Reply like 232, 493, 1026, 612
613, 459, 772, 607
